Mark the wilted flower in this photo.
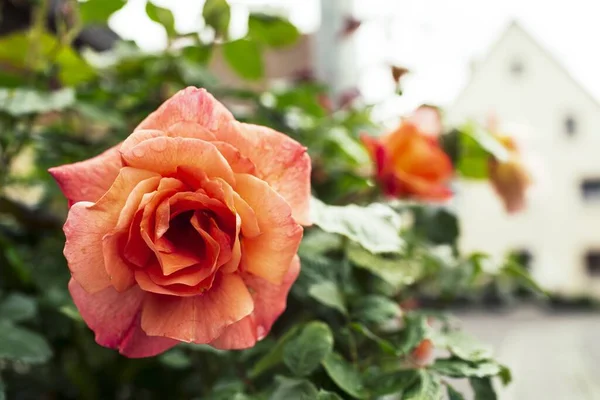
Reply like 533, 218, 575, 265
489, 134, 531, 213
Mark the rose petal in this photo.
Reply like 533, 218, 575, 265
136, 87, 234, 133
218, 123, 311, 225
69, 279, 177, 358
235, 174, 303, 285
141, 273, 254, 343
210, 256, 300, 349
102, 232, 136, 292
135, 269, 212, 297
49, 145, 122, 207
133, 87, 310, 225
212, 141, 256, 174
122, 137, 235, 186
64, 168, 160, 293
409, 105, 442, 137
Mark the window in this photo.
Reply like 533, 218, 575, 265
585, 251, 600, 277
581, 179, 600, 201
510, 59, 524, 77
565, 115, 577, 136
510, 249, 532, 271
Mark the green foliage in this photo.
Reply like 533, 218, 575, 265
270, 376, 319, 400
146, 1, 177, 37
283, 322, 334, 377
223, 39, 264, 80
308, 282, 347, 315
317, 389, 343, 399
0, 32, 95, 86
248, 14, 300, 48
403, 370, 443, 400
446, 384, 467, 400
0, 322, 52, 364
0, 293, 37, 322
79, 0, 126, 24
310, 197, 404, 253
457, 121, 510, 179
470, 377, 498, 400
350, 295, 401, 325
203, 0, 231, 39
321, 352, 367, 398
0, 88, 75, 116
431, 358, 503, 378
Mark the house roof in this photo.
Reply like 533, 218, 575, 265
453, 20, 600, 110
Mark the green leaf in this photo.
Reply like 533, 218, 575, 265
158, 348, 191, 369
0, 32, 95, 86
350, 323, 397, 355
146, 1, 176, 37
0, 88, 74, 116
351, 295, 401, 325
446, 384, 466, 400
403, 370, 443, 400
248, 14, 300, 48
0, 293, 36, 322
0, 322, 52, 364
210, 379, 247, 400
347, 245, 421, 289
182, 44, 214, 65
0, 376, 4, 400
502, 260, 546, 295
0, 87, 75, 116
321, 352, 366, 399
431, 358, 502, 378
308, 282, 347, 315
499, 365, 512, 386
222, 39, 264, 80
203, 0, 231, 39
300, 229, 342, 256
399, 314, 430, 355
435, 331, 493, 362
470, 377, 497, 400
366, 369, 419, 397
458, 121, 509, 180
79, 0, 126, 24
310, 198, 404, 254
249, 325, 300, 378
270, 376, 319, 400
317, 390, 343, 400
283, 321, 333, 377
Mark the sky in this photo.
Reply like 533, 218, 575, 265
110, 0, 600, 122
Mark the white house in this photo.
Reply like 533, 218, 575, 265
448, 21, 600, 297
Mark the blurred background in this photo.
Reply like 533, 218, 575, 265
1, 0, 600, 399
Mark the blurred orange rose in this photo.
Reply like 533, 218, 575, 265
489, 135, 531, 213
49, 87, 311, 357
361, 118, 453, 200
411, 338, 434, 366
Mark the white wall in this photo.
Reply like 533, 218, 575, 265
448, 23, 600, 297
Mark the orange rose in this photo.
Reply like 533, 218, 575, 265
488, 135, 531, 213
49, 87, 311, 357
411, 338, 434, 366
361, 120, 453, 200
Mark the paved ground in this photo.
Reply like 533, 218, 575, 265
451, 306, 600, 399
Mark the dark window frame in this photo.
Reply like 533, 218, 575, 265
581, 178, 600, 201
565, 115, 577, 136
510, 248, 533, 271
585, 250, 600, 277
509, 59, 524, 77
